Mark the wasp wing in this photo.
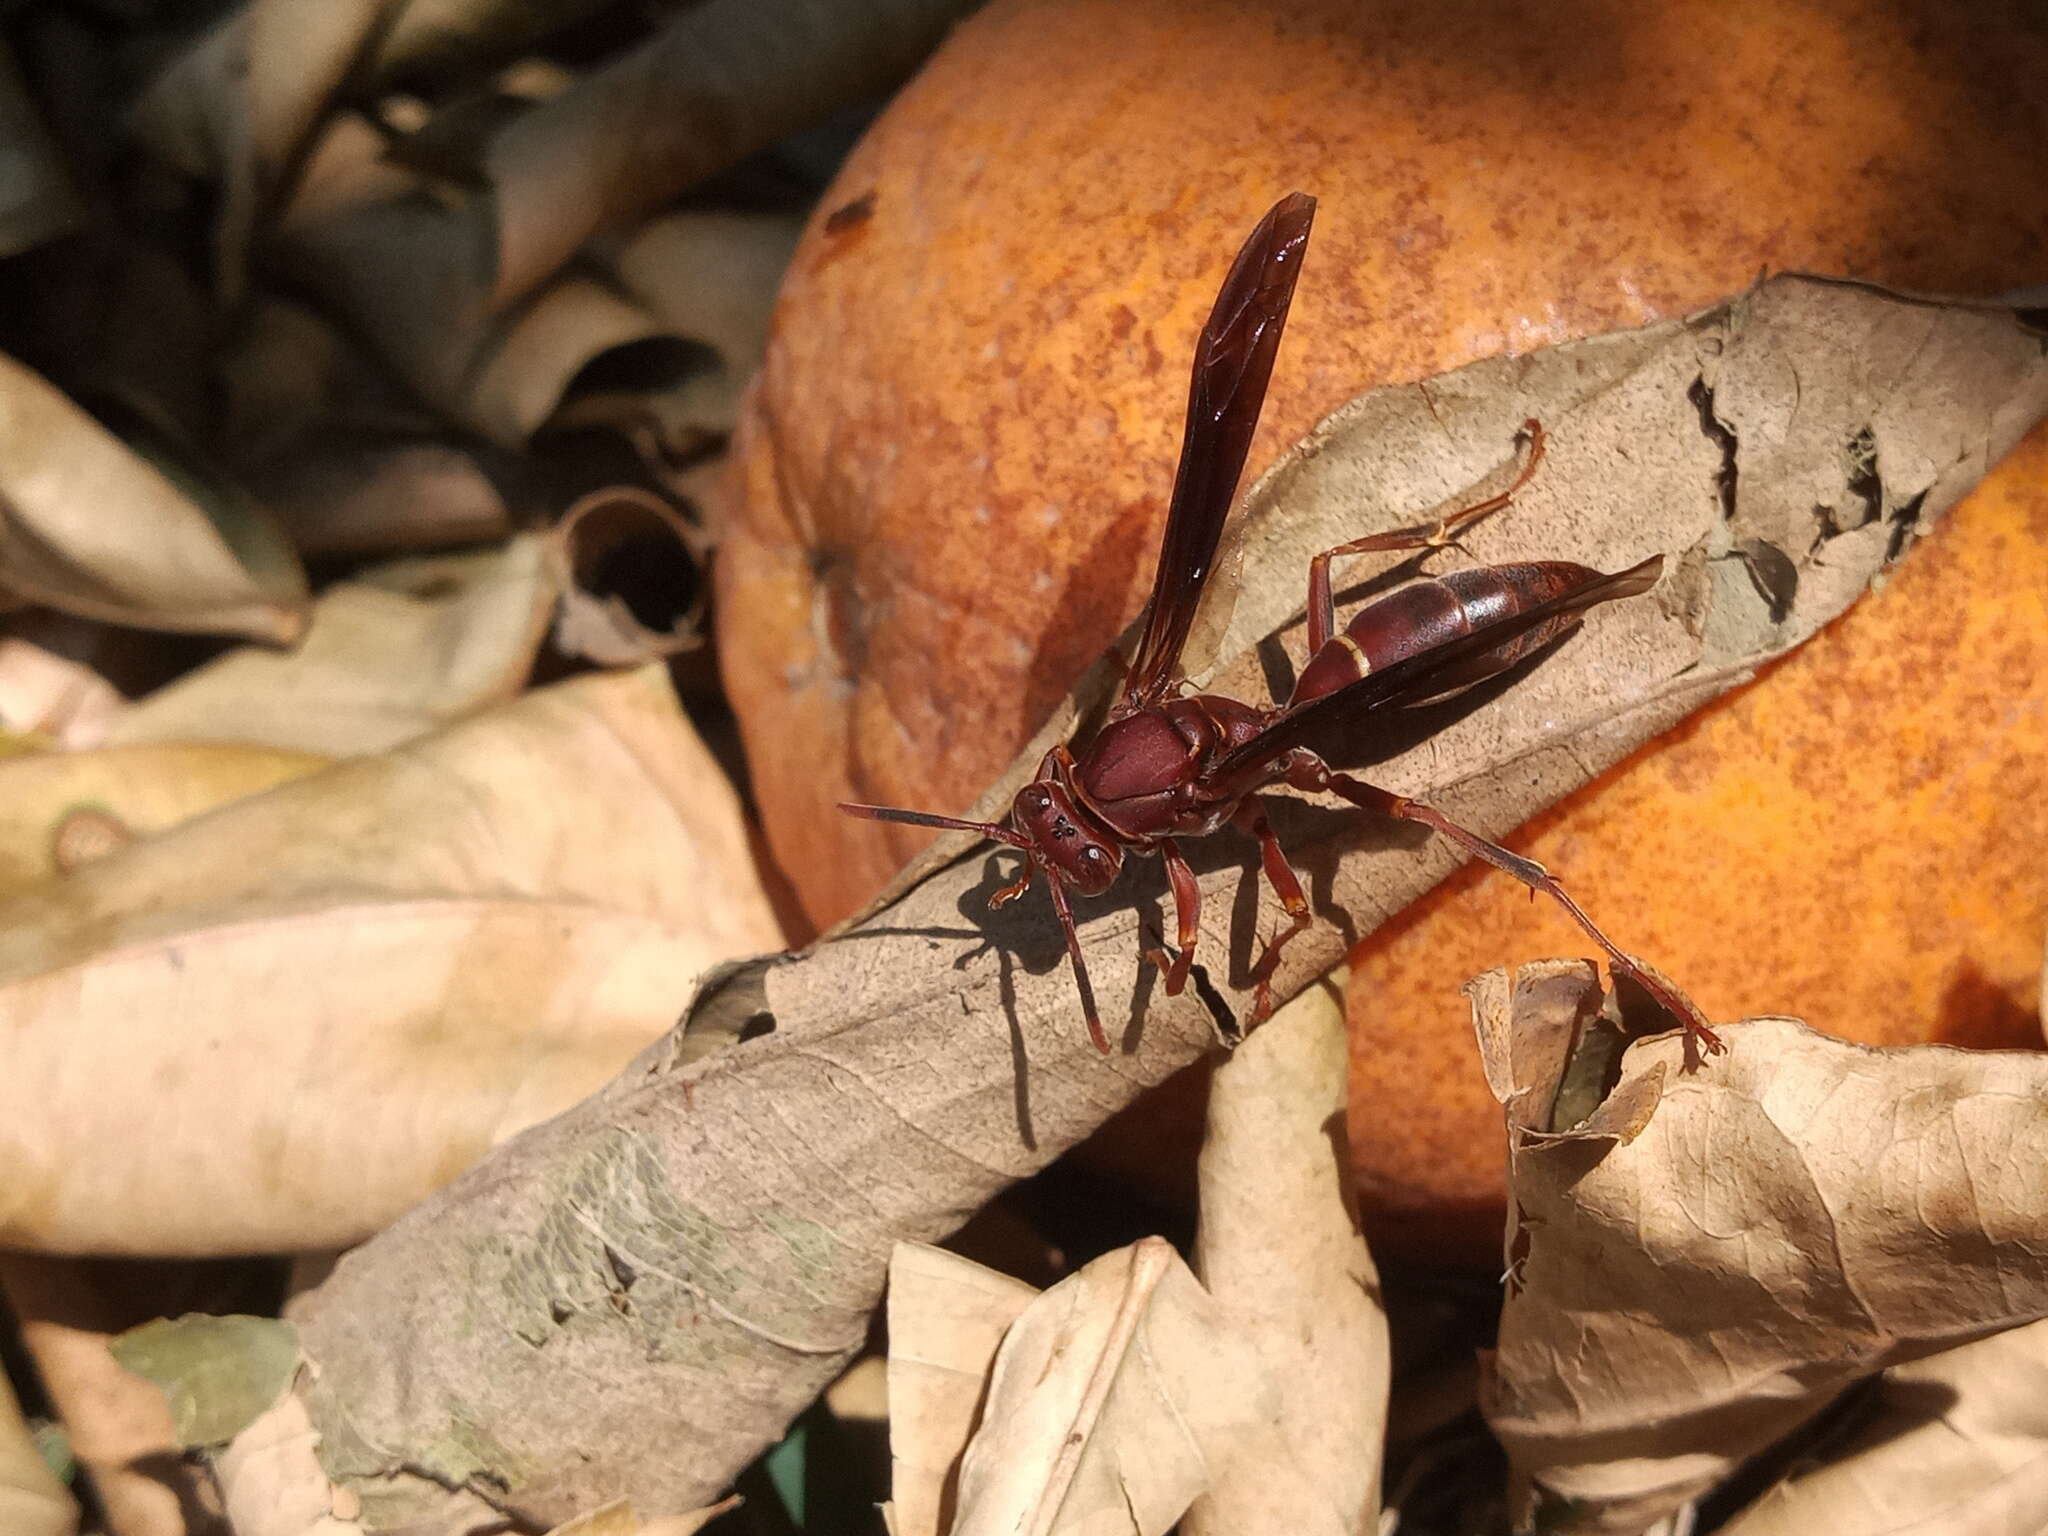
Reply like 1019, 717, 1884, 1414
1122, 191, 1315, 711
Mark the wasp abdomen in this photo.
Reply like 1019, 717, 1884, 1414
1289, 561, 1601, 707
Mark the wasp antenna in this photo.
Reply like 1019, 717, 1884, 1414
838, 801, 1032, 849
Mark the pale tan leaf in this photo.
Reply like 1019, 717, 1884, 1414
217, 294, 521, 557
608, 212, 801, 379
0, 742, 324, 899
0, 1362, 75, 1536
214, 1391, 368, 1535
0, 640, 125, 749
252, 435, 520, 557
273, 136, 671, 445
470, 279, 672, 446
0, 666, 780, 1254
950, 1238, 1217, 1536
481, 0, 977, 307
0, 352, 308, 641
597, 209, 806, 441
885, 1244, 1040, 1536
637, 1503, 743, 1536
1186, 973, 1387, 1536
1719, 1317, 2048, 1536
1474, 961, 2048, 1532
107, 536, 558, 755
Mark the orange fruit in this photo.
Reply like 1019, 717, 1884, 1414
716, 0, 2048, 1252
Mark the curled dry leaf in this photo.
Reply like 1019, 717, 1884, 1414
267, 112, 667, 445
562, 210, 806, 469
281, 278, 2048, 1522
0, 742, 324, 898
0, 351, 308, 642
0, 666, 780, 1254
0, 1361, 74, 1536
268, 0, 976, 443
949, 1238, 1219, 1536
216, 294, 523, 557
107, 536, 558, 756
129, 2, 391, 294
1473, 960, 2048, 1533
549, 489, 702, 666
479, 0, 976, 309
1717, 1316, 2048, 1536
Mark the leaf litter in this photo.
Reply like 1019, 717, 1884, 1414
265, 278, 2048, 1522
6, 10, 2048, 1524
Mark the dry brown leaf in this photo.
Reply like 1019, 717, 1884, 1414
249, 434, 521, 557
0, 639, 125, 748
0, 666, 779, 1254
1718, 1317, 2048, 1536
1473, 960, 2048, 1532
606, 213, 801, 389
884, 1245, 1040, 1536
217, 293, 523, 557
280, 278, 2048, 1522
107, 536, 557, 755
0, 1360, 75, 1536
265, 113, 670, 445
1186, 973, 1386, 1536
0, 351, 308, 641
576, 209, 805, 455
0, 741, 322, 897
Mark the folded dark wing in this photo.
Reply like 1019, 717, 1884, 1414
1122, 191, 1316, 710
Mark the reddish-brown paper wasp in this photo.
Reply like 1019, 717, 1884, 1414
844, 193, 1722, 1059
